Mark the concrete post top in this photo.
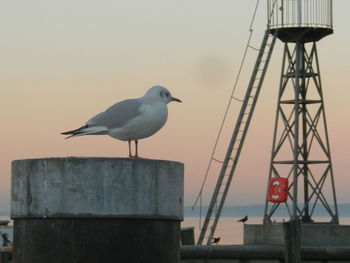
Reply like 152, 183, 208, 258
11, 157, 184, 220
11, 156, 183, 164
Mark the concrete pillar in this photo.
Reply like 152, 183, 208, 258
11, 157, 184, 263
284, 220, 301, 263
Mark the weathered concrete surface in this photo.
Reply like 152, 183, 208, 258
244, 224, 284, 245
15, 218, 180, 263
11, 157, 184, 263
181, 245, 283, 259
181, 245, 350, 262
181, 227, 195, 245
244, 223, 350, 246
11, 157, 184, 220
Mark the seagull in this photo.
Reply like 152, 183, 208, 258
62, 85, 181, 157
237, 215, 248, 223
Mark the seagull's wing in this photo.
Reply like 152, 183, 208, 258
87, 98, 142, 129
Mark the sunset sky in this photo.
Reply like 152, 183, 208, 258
1, 0, 350, 213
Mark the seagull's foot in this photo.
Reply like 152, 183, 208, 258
129, 154, 142, 159
128, 140, 141, 158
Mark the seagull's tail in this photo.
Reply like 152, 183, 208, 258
61, 125, 108, 139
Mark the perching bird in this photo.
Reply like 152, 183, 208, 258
211, 237, 220, 244
237, 215, 248, 223
62, 85, 181, 157
1, 233, 12, 247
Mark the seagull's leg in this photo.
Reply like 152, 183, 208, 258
134, 140, 139, 158
128, 140, 133, 158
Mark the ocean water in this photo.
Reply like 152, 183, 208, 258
181, 216, 350, 245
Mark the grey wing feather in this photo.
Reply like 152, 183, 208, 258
87, 99, 142, 129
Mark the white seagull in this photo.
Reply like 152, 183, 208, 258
62, 85, 181, 158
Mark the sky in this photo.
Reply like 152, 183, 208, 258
1, 0, 350, 213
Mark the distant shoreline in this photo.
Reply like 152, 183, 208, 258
185, 203, 350, 217
1, 203, 349, 218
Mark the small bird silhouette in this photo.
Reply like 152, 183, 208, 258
211, 237, 220, 244
237, 215, 248, 223
1, 233, 12, 247
62, 86, 181, 158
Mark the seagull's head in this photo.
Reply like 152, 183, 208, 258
145, 85, 182, 104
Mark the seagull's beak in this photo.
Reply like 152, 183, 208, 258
171, 97, 182, 103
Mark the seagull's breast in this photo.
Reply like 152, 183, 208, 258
109, 102, 168, 141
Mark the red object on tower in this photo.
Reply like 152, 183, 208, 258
267, 177, 288, 203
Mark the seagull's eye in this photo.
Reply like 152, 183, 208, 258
166, 92, 169, 97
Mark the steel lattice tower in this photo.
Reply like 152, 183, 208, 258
263, 0, 338, 224
197, 0, 339, 245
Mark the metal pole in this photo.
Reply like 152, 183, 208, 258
300, 43, 311, 222
263, 42, 288, 224
292, 41, 302, 221
313, 43, 339, 224
330, 0, 333, 28
297, 0, 302, 26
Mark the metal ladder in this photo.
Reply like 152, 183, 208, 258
197, 29, 277, 245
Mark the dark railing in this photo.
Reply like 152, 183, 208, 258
267, 0, 333, 29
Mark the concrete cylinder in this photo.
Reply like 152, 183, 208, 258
11, 157, 184, 263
